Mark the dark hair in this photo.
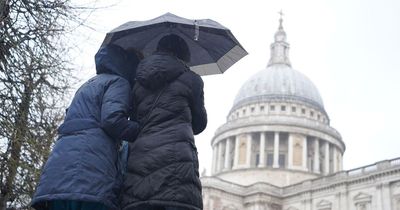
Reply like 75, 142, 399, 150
156, 34, 190, 63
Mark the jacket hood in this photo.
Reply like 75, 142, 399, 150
95, 44, 140, 87
136, 52, 188, 90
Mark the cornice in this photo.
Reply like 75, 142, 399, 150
201, 158, 400, 199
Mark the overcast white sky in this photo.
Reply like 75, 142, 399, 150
71, 0, 400, 175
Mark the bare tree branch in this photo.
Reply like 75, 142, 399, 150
0, 0, 108, 209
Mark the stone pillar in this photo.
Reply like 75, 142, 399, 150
273, 132, 280, 168
211, 144, 217, 174
209, 197, 214, 210
217, 141, 224, 172
382, 183, 392, 210
203, 193, 210, 210
338, 191, 348, 210
234, 136, 240, 169
324, 141, 330, 174
333, 146, 338, 172
252, 202, 257, 210
376, 184, 383, 210
313, 138, 320, 173
339, 151, 343, 171
246, 133, 252, 167
304, 200, 312, 210
258, 132, 266, 167
224, 138, 231, 170
254, 202, 263, 210
288, 133, 293, 169
303, 192, 312, 210
214, 143, 219, 173
302, 136, 308, 170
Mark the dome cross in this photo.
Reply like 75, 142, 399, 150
278, 10, 284, 29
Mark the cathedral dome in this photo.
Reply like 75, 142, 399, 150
207, 15, 344, 188
232, 17, 324, 112
233, 64, 324, 111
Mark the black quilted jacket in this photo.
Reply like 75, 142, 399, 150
122, 52, 207, 210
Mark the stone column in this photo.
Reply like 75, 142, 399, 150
382, 183, 392, 210
273, 132, 280, 168
211, 144, 217, 174
213, 143, 219, 173
376, 184, 383, 210
254, 202, 262, 210
203, 193, 210, 210
258, 132, 266, 167
333, 146, 338, 172
324, 141, 330, 174
209, 196, 214, 210
217, 141, 224, 172
313, 138, 320, 173
338, 191, 348, 210
224, 138, 231, 170
303, 192, 312, 210
288, 133, 293, 169
302, 136, 308, 170
233, 136, 240, 169
246, 133, 252, 167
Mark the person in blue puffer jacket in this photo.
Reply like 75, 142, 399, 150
31, 44, 141, 210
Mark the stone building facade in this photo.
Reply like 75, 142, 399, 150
200, 17, 400, 210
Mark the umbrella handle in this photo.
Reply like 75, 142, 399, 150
194, 20, 199, 41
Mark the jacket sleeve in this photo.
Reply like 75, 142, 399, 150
100, 77, 139, 142
188, 72, 208, 135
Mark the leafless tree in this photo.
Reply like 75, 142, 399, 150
0, 0, 98, 209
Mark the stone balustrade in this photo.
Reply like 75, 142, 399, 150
282, 157, 400, 196
203, 157, 400, 200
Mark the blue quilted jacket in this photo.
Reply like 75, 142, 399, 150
31, 45, 140, 210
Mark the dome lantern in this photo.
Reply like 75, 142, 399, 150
268, 11, 291, 67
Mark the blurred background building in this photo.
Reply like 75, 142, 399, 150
200, 17, 400, 210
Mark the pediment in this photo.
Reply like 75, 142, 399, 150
316, 199, 332, 208
353, 192, 372, 203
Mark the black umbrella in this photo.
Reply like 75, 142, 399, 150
101, 12, 248, 76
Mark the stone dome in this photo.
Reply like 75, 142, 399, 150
232, 18, 325, 112
233, 64, 324, 111
213, 59, 343, 184
208, 17, 344, 188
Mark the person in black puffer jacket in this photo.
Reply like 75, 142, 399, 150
122, 34, 207, 210
31, 44, 141, 210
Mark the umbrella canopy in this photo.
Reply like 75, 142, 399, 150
101, 12, 248, 76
